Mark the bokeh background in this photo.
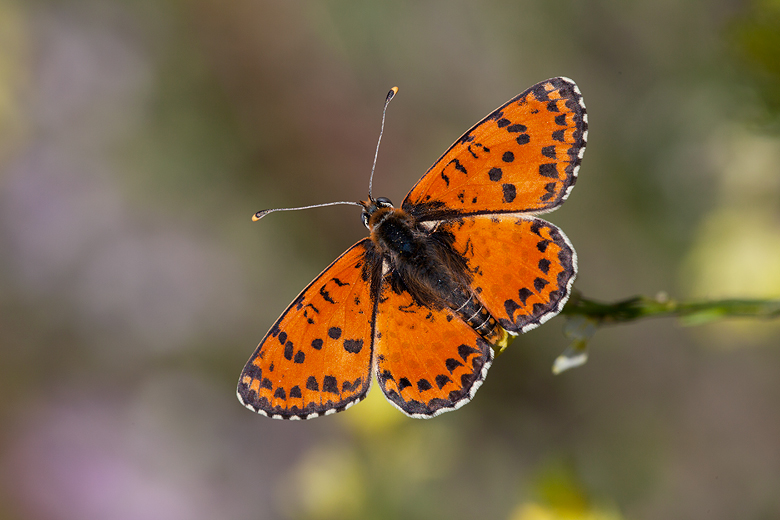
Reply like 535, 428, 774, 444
2, 0, 780, 519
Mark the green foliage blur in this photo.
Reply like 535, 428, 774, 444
1, 1, 779, 519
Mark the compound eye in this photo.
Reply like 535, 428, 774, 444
375, 196, 393, 207
361, 211, 370, 229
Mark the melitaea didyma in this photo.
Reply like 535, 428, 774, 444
238, 77, 587, 419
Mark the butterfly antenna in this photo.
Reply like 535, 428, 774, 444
253, 201, 364, 221
255, 87, 397, 222
367, 86, 398, 201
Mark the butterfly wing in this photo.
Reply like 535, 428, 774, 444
238, 239, 381, 419
439, 215, 576, 333
373, 279, 493, 418
402, 77, 587, 220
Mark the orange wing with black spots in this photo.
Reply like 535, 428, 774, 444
373, 282, 493, 418
441, 215, 576, 334
402, 77, 587, 220
237, 239, 380, 419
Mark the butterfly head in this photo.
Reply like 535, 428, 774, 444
360, 196, 394, 229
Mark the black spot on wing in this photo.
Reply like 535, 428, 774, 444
534, 277, 549, 292
343, 339, 363, 354
448, 158, 468, 175
488, 167, 503, 182
518, 287, 534, 305
323, 375, 339, 394
328, 327, 342, 340
539, 163, 559, 178
342, 378, 362, 392
319, 286, 335, 304
445, 358, 464, 373
505, 299, 521, 321
502, 184, 517, 203
541, 182, 557, 202
417, 379, 432, 392
458, 344, 479, 361
435, 374, 452, 389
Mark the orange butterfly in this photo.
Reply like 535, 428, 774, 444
238, 77, 587, 419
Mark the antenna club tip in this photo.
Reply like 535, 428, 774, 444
252, 211, 266, 221
387, 86, 399, 101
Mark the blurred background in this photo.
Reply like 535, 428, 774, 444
1, 0, 779, 519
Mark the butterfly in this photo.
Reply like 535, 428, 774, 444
238, 77, 587, 419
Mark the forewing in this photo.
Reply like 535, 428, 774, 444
402, 77, 587, 220
238, 239, 379, 419
374, 282, 493, 418
440, 215, 576, 333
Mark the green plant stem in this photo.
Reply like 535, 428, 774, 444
560, 290, 780, 325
